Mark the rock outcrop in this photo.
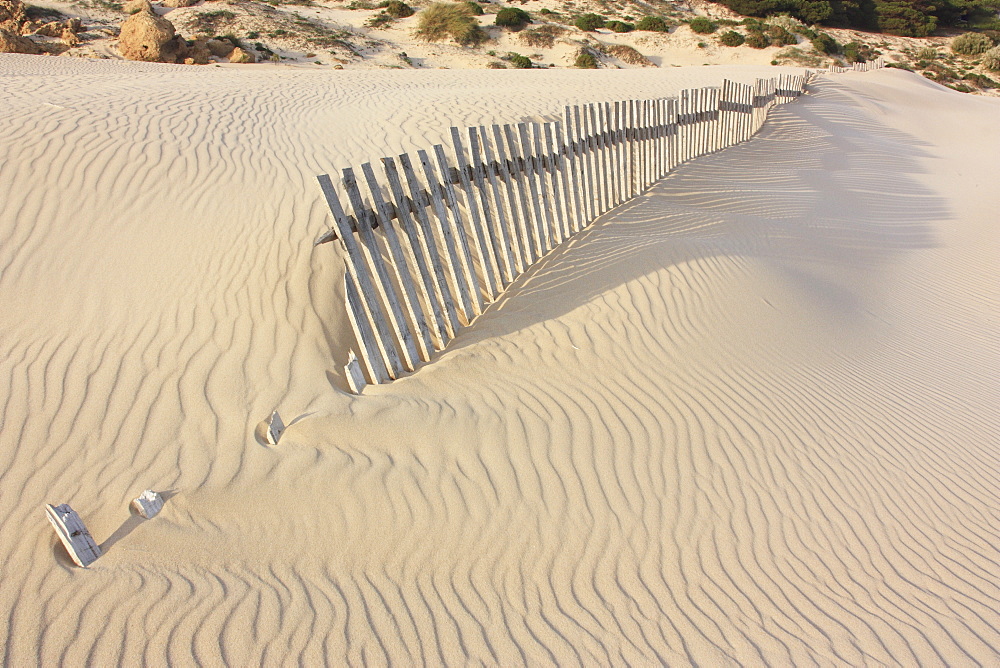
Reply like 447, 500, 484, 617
117, 6, 185, 62
229, 46, 255, 63
0, 27, 38, 53
0, 0, 28, 34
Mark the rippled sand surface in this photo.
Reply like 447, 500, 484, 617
1, 56, 997, 664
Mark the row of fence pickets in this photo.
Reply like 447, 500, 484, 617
829, 56, 886, 74
315, 66, 876, 394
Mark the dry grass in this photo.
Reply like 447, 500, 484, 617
414, 3, 486, 46
597, 42, 652, 66
519, 25, 566, 48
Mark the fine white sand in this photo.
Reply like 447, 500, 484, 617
1, 54, 998, 664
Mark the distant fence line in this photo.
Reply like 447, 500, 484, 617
314, 65, 878, 394
828, 56, 886, 74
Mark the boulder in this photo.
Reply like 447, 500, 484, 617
228, 45, 254, 63
61, 26, 77, 46
206, 37, 233, 58
187, 37, 211, 63
162, 0, 198, 7
117, 8, 176, 61
123, 0, 152, 14
0, 26, 38, 52
0, 0, 28, 34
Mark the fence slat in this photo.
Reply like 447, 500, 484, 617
520, 123, 552, 256
342, 167, 421, 372
397, 153, 462, 340
433, 144, 485, 317
451, 128, 502, 301
344, 267, 389, 384
488, 124, 530, 274
360, 162, 434, 363
501, 124, 540, 264
319, 174, 403, 379
543, 123, 568, 246
563, 107, 585, 234
467, 127, 515, 288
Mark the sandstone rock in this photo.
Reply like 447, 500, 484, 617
0, 0, 28, 34
123, 0, 152, 14
187, 37, 211, 64
61, 26, 77, 46
117, 8, 175, 61
33, 21, 62, 37
206, 37, 233, 58
0, 27, 39, 53
162, 0, 198, 7
228, 45, 254, 63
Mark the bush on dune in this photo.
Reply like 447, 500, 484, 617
951, 31, 994, 55
574, 13, 604, 31
689, 17, 717, 33
719, 29, 745, 45
494, 7, 530, 28
414, 2, 487, 45
636, 16, 670, 32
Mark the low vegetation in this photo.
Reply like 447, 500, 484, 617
689, 17, 716, 34
719, 29, 745, 46
574, 13, 604, 31
414, 2, 486, 46
574, 49, 599, 68
505, 51, 532, 68
635, 16, 670, 32
951, 32, 994, 55
598, 42, 652, 65
518, 25, 565, 48
605, 20, 634, 33
494, 7, 530, 29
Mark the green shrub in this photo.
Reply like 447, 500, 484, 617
745, 30, 770, 48
507, 52, 532, 67
366, 11, 394, 27
495, 6, 530, 28
636, 16, 669, 32
486, 60, 506, 68
767, 24, 796, 45
599, 42, 652, 65
811, 32, 839, 54
415, 3, 487, 45
605, 20, 634, 33
843, 41, 876, 62
917, 46, 937, 60
384, 0, 414, 17
575, 50, 599, 68
689, 16, 716, 33
462, 1, 483, 15
983, 45, 1000, 70
574, 13, 604, 31
964, 70, 998, 86
951, 32, 994, 55
719, 30, 745, 46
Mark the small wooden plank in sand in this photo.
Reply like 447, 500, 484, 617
46, 503, 101, 567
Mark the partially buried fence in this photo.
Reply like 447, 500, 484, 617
315, 70, 832, 393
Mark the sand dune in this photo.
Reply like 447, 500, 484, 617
1, 55, 998, 664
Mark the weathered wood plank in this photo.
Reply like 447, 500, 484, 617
417, 148, 477, 324
131, 490, 164, 519
464, 127, 511, 289
383, 156, 454, 347
474, 126, 519, 282
518, 123, 550, 256
46, 503, 101, 567
591, 103, 609, 213
318, 174, 403, 379
360, 162, 435, 362
342, 167, 420, 371
488, 124, 530, 274
501, 124, 539, 264
543, 123, 568, 245
451, 128, 502, 301
531, 123, 558, 250
563, 106, 585, 234
345, 349, 367, 394
344, 265, 390, 383
434, 144, 485, 317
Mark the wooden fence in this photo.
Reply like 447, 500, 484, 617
316, 73, 812, 393
829, 56, 886, 74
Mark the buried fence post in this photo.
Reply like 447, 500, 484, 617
45, 503, 102, 567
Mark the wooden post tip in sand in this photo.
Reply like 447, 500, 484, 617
346, 350, 367, 394
45, 503, 102, 568
131, 490, 164, 519
265, 410, 285, 445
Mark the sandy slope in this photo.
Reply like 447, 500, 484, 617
1, 55, 998, 664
